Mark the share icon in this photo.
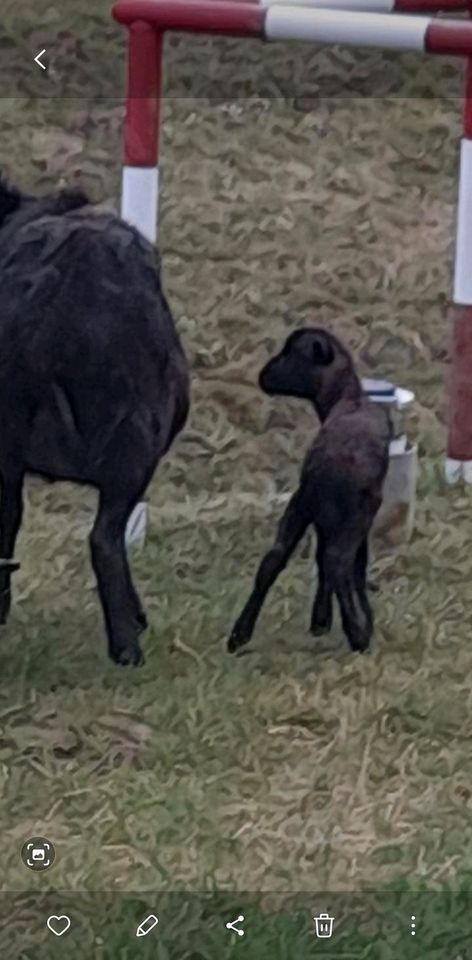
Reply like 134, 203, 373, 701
226, 915, 245, 936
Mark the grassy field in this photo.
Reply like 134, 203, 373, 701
2, 0, 472, 955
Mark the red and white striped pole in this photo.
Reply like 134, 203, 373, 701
121, 20, 162, 243
114, 3, 472, 53
446, 60, 472, 483
120, 19, 163, 545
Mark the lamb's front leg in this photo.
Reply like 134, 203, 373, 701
228, 489, 310, 653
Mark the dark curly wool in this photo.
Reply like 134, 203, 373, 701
0, 179, 190, 665
229, 328, 392, 655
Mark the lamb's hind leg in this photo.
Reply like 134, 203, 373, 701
90, 485, 149, 666
0, 469, 23, 624
325, 538, 373, 653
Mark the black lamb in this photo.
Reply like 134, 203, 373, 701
228, 328, 391, 654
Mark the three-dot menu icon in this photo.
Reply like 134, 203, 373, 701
411, 916, 416, 936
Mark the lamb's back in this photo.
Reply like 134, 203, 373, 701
302, 400, 391, 497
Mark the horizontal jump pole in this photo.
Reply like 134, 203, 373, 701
113, 2, 472, 52
197, 0, 472, 13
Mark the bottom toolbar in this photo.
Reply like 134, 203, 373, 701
2, 892, 470, 958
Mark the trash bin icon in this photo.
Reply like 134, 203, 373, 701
314, 913, 334, 938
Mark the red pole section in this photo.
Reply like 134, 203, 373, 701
396, 0, 470, 8
114, 0, 266, 36
124, 20, 161, 166
426, 20, 472, 54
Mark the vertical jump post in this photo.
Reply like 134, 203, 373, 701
121, 20, 162, 243
120, 20, 162, 546
447, 56, 472, 483
114, 0, 472, 488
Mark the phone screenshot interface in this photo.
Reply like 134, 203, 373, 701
0, 0, 470, 956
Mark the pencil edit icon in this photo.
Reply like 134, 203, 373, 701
136, 914, 159, 937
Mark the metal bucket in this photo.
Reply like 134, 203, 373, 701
362, 379, 417, 552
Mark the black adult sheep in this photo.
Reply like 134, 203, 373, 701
0, 178, 190, 666
228, 328, 392, 655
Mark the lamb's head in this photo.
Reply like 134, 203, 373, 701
259, 327, 362, 421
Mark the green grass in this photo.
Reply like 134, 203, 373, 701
1, 1, 472, 949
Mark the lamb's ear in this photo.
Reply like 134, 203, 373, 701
312, 334, 335, 366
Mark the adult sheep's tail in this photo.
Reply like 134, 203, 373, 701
0, 176, 21, 225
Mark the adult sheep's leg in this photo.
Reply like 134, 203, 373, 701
354, 537, 373, 634
0, 470, 23, 624
228, 489, 310, 653
310, 529, 333, 636
90, 486, 148, 666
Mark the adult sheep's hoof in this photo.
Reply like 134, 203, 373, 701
0, 592, 12, 626
111, 644, 145, 667
227, 633, 242, 654
228, 625, 250, 654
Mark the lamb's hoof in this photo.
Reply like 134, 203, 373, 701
310, 619, 332, 637
111, 644, 145, 667
310, 598, 332, 636
350, 639, 371, 654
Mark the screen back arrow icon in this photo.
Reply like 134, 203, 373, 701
34, 49, 46, 70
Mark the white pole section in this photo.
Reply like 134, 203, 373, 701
121, 166, 160, 244
264, 8, 430, 48
262, 0, 394, 10
453, 139, 472, 307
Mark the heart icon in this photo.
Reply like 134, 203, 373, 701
47, 915, 71, 937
